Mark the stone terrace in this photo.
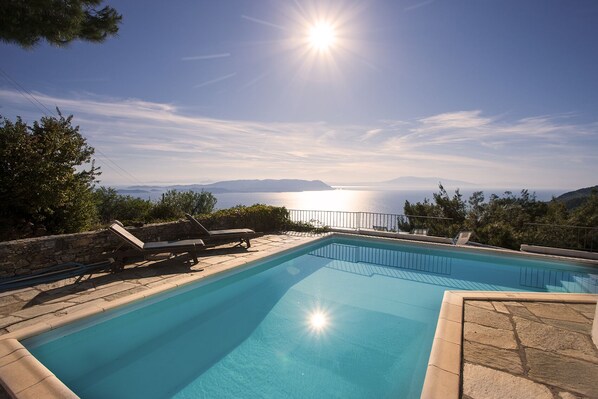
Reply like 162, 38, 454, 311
462, 300, 598, 399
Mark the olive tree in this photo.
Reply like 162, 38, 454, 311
150, 190, 218, 221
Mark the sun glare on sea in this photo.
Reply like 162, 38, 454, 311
308, 22, 336, 51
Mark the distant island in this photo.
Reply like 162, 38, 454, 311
117, 179, 333, 198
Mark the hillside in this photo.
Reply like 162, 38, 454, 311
555, 185, 598, 209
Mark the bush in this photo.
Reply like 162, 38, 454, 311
191, 204, 292, 232
149, 189, 217, 221
93, 187, 153, 224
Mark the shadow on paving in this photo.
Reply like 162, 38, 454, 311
21, 245, 254, 309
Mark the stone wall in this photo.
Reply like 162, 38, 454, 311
0, 220, 196, 278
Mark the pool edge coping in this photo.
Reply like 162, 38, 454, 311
420, 291, 598, 399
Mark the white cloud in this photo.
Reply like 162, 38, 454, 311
0, 88, 596, 188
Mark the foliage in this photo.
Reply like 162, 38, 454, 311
401, 184, 466, 237
568, 189, 598, 227
149, 190, 217, 221
192, 204, 293, 233
402, 184, 598, 250
0, 113, 99, 239
93, 186, 153, 224
0, 0, 122, 48
474, 190, 548, 248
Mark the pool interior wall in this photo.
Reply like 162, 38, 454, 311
21, 236, 598, 399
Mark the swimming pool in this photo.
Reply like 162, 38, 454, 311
22, 236, 598, 398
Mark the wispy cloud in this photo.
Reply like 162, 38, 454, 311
361, 128, 383, 141
194, 72, 237, 89
181, 53, 231, 61
404, 0, 435, 12
241, 15, 287, 31
238, 72, 270, 91
0, 88, 595, 188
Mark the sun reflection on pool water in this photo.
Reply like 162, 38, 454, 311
308, 310, 328, 332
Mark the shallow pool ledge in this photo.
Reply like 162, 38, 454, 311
421, 291, 598, 399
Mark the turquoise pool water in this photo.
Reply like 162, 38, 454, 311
24, 237, 598, 398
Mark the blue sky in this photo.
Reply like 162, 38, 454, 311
1, 0, 597, 188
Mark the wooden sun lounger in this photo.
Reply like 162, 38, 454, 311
185, 213, 261, 248
109, 222, 204, 269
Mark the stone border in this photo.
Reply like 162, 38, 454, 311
420, 291, 598, 399
521, 244, 598, 261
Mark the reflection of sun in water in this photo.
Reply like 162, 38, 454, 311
308, 22, 336, 51
309, 311, 328, 331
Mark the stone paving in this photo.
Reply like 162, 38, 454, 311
462, 300, 598, 399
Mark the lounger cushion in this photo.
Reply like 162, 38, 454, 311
143, 239, 204, 251
208, 229, 255, 236
185, 214, 256, 237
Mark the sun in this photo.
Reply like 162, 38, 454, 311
307, 22, 336, 51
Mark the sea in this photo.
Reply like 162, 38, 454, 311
120, 187, 566, 215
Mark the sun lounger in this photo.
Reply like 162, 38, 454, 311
109, 221, 204, 268
453, 231, 472, 245
185, 213, 260, 248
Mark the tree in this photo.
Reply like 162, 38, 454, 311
566, 190, 598, 250
150, 190, 217, 221
93, 186, 153, 224
402, 183, 467, 236
0, 0, 122, 48
0, 112, 100, 239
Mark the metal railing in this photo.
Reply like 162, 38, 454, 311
524, 223, 598, 252
288, 210, 598, 253
287, 209, 452, 233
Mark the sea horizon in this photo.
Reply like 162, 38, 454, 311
115, 186, 569, 215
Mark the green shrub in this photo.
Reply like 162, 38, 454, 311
93, 187, 153, 224
149, 189, 217, 221
191, 204, 291, 232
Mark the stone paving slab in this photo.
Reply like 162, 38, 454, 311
463, 363, 553, 399
463, 322, 518, 349
462, 300, 598, 399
